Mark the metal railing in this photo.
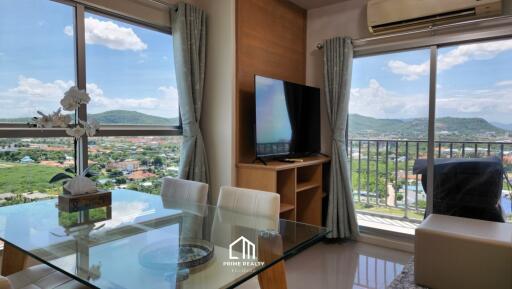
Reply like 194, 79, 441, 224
348, 139, 512, 221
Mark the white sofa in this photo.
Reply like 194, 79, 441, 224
415, 214, 512, 289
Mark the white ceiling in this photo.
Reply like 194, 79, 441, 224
288, 0, 348, 10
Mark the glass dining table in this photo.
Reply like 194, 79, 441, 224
0, 189, 328, 289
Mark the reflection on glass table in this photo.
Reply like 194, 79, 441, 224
0, 189, 328, 289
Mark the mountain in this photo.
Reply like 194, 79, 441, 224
348, 114, 508, 140
0, 110, 179, 126
88, 110, 179, 125
491, 122, 512, 131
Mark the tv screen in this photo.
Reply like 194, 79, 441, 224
255, 75, 320, 158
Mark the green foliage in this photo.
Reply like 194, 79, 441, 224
0, 163, 66, 194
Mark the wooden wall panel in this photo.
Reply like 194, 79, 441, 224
236, 0, 307, 164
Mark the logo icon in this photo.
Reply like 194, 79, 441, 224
229, 236, 256, 260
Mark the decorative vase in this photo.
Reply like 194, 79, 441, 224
63, 176, 98, 196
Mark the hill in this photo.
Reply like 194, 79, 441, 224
88, 110, 179, 125
0, 110, 179, 126
348, 114, 508, 140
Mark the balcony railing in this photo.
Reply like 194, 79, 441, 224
348, 139, 512, 223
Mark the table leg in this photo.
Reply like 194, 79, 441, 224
257, 233, 287, 289
1, 243, 28, 276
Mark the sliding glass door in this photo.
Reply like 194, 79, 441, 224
435, 38, 512, 222
349, 49, 430, 230
348, 37, 512, 233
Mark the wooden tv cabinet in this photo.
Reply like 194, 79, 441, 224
237, 155, 330, 226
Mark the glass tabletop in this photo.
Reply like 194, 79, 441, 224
0, 189, 328, 289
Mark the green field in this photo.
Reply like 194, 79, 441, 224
0, 162, 65, 195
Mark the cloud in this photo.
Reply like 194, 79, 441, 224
8, 76, 74, 100
388, 38, 512, 80
388, 60, 429, 81
350, 79, 512, 122
0, 76, 179, 119
496, 80, 512, 87
64, 17, 147, 51
349, 79, 429, 119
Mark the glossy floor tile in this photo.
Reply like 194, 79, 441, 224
237, 241, 412, 289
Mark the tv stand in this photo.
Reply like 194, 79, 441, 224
237, 155, 330, 226
252, 157, 268, 166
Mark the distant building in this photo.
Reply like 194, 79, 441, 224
107, 160, 140, 172
20, 156, 34, 164
127, 170, 156, 180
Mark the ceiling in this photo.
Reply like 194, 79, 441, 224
288, 0, 348, 10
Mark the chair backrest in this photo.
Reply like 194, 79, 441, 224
216, 186, 280, 220
160, 177, 208, 205
211, 186, 280, 247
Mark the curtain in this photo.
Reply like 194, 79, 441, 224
171, 2, 209, 184
324, 37, 359, 239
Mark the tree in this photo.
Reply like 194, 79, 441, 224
153, 156, 164, 168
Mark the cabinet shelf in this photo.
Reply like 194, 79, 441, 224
280, 203, 295, 214
237, 156, 330, 226
296, 181, 320, 192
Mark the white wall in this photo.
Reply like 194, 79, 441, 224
307, 0, 512, 154
195, 0, 236, 204
306, 0, 370, 154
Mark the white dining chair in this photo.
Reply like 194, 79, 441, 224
1, 264, 88, 289
216, 186, 280, 221
160, 177, 209, 205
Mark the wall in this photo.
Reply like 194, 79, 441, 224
306, 0, 370, 154
195, 0, 236, 204
307, 0, 512, 154
235, 0, 307, 164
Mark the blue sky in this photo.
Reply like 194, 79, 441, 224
350, 39, 512, 124
0, 0, 178, 120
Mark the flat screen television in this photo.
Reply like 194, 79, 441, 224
255, 75, 321, 158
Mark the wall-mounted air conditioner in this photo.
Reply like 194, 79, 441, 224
367, 0, 502, 34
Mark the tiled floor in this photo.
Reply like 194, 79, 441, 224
237, 240, 413, 289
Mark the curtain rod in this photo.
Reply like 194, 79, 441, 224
316, 14, 512, 49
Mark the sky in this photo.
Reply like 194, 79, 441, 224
350, 38, 512, 124
0, 0, 178, 121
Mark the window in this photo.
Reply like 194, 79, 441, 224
0, 0, 75, 122
349, 38, 512, 233
89, 136, 181, 195
435, 39, 512, 222
84, 12, 179, 126
349, 49, 430, 227
0, 0, 181, 206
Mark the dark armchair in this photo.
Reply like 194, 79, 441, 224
413, 157, 505, 222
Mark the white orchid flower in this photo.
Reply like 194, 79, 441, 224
35, 111, 54, 128
80, 119, 100, 137
60, 86, 91, 111
51, 109, 72, 128
66, 126, 86, 139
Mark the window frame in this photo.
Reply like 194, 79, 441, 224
0, 0, 182, 173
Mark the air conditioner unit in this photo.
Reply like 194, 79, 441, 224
367, 0, 502, 34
